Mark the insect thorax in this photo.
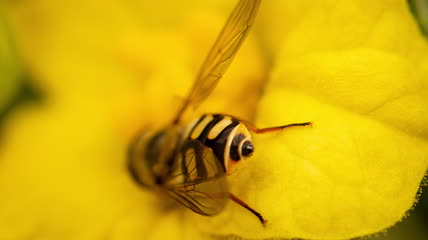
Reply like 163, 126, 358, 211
185, 114, 254, 175
128, 113, 255, 190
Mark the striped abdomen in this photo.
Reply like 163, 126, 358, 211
184, 114, 254, 174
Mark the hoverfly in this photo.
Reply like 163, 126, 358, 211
128, 0, 311, 226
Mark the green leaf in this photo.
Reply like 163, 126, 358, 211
408, 0, 428, 37
0, 3, 20, 113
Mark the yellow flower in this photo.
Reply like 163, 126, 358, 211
1, 0, 427, 240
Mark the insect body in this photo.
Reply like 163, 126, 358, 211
186, 114, 255, 174
128, 114, 258, 217
128, 0, 311, 226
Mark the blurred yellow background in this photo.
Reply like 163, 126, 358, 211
1, 0, 427, 239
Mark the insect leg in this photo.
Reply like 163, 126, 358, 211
245, 121, 312, 134
229, 193, 267, 226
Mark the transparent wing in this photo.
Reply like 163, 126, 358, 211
173, 0, 261, 124
166, 139, 229, 216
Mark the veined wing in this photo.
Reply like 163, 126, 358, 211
166, 139, 229, 216
173, 0, 262, 124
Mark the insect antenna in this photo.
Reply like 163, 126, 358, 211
245, 122, 312, 134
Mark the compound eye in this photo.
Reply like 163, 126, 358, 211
241, 140, 254, 157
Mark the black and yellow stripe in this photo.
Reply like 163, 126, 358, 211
186, 114, 254, 174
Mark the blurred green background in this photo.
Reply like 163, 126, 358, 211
0, 2, 40, 137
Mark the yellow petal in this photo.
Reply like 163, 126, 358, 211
195, 0, 428, 239
0, 105, 118, 237
1, 1, 266, 239
3, 0, 427, 239
112, 10, 266, 138
0, 103, 185, 239
7, 0, 265, 123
